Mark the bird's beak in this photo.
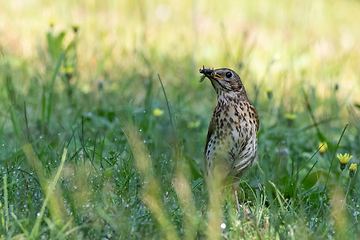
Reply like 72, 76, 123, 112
212, 73, 223, 80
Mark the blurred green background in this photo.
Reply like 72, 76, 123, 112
2, 0, 360, 96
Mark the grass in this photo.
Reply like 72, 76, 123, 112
1, 0, 360, 239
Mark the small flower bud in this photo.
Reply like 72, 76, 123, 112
349, 163, 357, 178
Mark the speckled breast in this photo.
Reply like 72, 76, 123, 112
205, 98, 258, 178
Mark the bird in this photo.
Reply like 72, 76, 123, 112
199, 66, 259, 212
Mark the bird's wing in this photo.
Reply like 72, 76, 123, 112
205, 115, 216, 153
254, 108, 259, 132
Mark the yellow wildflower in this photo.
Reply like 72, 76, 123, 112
49, 19, 56, 28
266, 89, 273, 100
319, 142, 327, 154
285, 114, 297, 120
187, 121, 200, 128
72, 25, 79, 33
60, 66, 74, 74
153, 108, 164, 117
337, 153, 352, 170
349, 163, 357, 178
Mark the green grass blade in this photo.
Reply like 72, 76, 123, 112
30, 148, 68, 238
41, 85, 46, 133
4, 174, 9, 233
295, 144, 322, 179
124, 123, 179, 240
46, 51, 65, 125
157, 74, 175, 138
11, 212, 29, 238
0, 111, 7, 142
324, 123, 348, 191
300, 160, 318, 184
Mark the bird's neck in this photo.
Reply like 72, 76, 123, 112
217, 91, 249, 103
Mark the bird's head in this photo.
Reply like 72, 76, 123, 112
199, 67, 247, 97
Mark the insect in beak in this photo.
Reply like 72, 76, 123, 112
199, 66, 213, 75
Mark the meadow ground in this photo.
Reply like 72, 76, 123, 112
0, 0, 360, 239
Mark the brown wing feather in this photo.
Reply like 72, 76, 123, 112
205, 116, 216, 155
249, 104, 259, 132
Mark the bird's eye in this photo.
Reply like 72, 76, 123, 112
226, 72, 232, 78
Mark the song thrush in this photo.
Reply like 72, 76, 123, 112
199, 67, 259, 212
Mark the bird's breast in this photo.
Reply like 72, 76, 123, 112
205, 99, 258, 176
